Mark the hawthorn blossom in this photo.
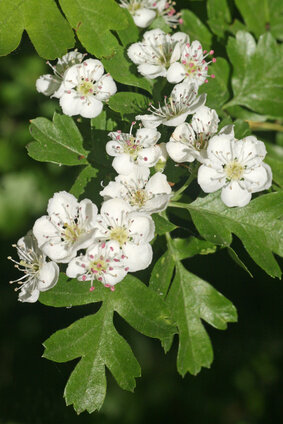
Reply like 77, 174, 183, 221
167, 41, 216, 87
127, 29, 188, 80
136, 82, 206, 128
197, 134, 272, 207
94, 199, 155, 272
36, 50, 85, 98
100, 166, 172, 213
59, 58, 117, 118
33, 191, 98, 263
106, 124, 162, 174
8, 231, 59, 303
66, 241, 128, 290
166, 106, 219, 163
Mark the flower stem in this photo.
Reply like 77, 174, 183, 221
247, 121, 283, 132
171, 163, 199, 201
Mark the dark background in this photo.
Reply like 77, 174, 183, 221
1, 3, 282, 422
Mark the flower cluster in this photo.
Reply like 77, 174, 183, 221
16, 5, 273, 303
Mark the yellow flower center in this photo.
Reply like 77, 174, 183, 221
124, 136, 140, 158
77, 80, 94, 96
110, 226, 129, 246
90, 259, 107, 273
224, 161, 244, 181
129, 189, 148, 208
63, 223, 82, 243
184, 60, 198, 75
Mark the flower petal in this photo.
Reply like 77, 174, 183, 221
221, 182, 252, 207
37, 261, 59, 291
198, 164, 225, 193
94, 74, 117, 101
135, 114, 163, 128
146, 172, 172, 194
112, 154, 137, 175
137, 145, 161, 167
166, 140, 195, 162
36, 74, 61, 97
136, 127, 161, 147
133, 8, 156, 28
166, 62, 186, 84
47, 191, 78, 222
128, 213, 155, 243
123, 243, 153, 272
137, 63, 166, 79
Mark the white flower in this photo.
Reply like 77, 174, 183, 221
197, 134, 273, 207
106, 123, 162, 174
59, 58, 117, 119
100, 166, 172, 213
166, 106, 219, 163
136, 82, 206, 128
94, 199, 155, 272
33, 191, 98, 263
66, 241, 128, 290
119, 0, 157, 27
8, 231, 59, 303
36, 50, 85, 98
127, 29, 188, 80
167, 41, 216, 87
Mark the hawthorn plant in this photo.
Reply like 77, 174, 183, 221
2, 0, 282, 415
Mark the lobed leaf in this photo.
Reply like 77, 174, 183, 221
225, 31, 283, 118
108, 92, 151, 117
28, 113, 89, 166
167, 262, 237, 376
0, 0, 74, 59
207, 0, 231, 37
181, 9, 212, 48
185, 191, 283, 278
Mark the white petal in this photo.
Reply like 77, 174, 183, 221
36, 74, 61, 97
191, 106, 219, 136
81, 58, 104, 81
221, 182, 252, 207
127, 43, 146, 65
104, 267, 127, 286
198, 164, 225, 193
146, 172, 172, 194
207, 134, 234, 165
128, 213, 155, 243
137, 63, 166, 79
112, 154, 136, 175
62, 64, 81, 89
261, 163, 273, 190
37, 261, 59, 291
136, 127, 161, 147
33, 216, 59, 248
135, 114, 163, 128
244, 165, 270, 193
165, 112, 190, 127
18, 287, 40, 303
143, 194, 171, 213
66, 256, 88, 279
137, 145, 161, 167
219, 124, 235, 138
94, 74, 117, 101
133, 8, 156, 28
47, 191, 78, 222
171, 122, 195, 143
143, 28, 166, 42
77, 96, 103, 119
123, 243, 153, 272
59, 91, 82, 116
171, 32, 189, 45
79, 199, 98, 228
166, 62, 186, 84
106, 140, 123, 157
166, 140, 195, 162
101, 198, 132, 221
100, 181, 125, 200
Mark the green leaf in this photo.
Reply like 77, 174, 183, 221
184, 191, 283, 278
102, 47, 153, 94
265, 142, 283, 188
149, 16, 171, 33
43, 303, 141, 414
0, 0, 74, 59
199, 57, 230, 111
180, 9, 212, 48
233, 119, 251, 139
116, 9, 139, 46
227, 247, 253, 277
28, 113, 89, 166
207, 0, 231, 37
69, 165, 98, 198
59, 0, 127, 58
149, 250, 175, 297
235, 0, 283, 40
225, 31, 283, 118
152, 214, 177, 235
166, 262, 237, 376
172, 237, 217, 261
108, 92, 150, 117
40, 274, 175, 339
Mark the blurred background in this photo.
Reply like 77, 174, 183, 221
1, 14, 283, 424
